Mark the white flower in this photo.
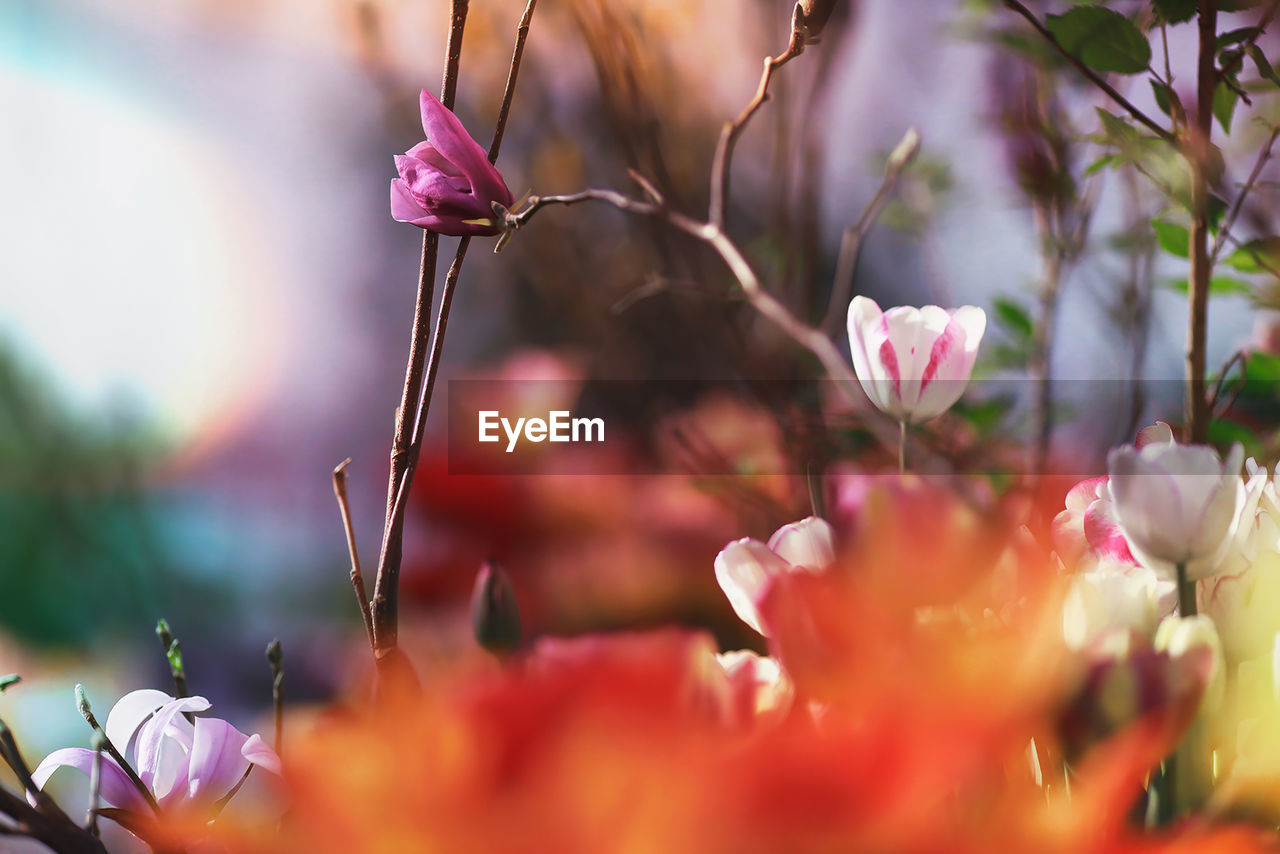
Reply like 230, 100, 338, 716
714, 517, 834, 635
1201, 460, 1280, 661
1106, 441, 1245, 581
714, 650, 794, 729
846, 296, 986, 423
1062, 558, 1175, 649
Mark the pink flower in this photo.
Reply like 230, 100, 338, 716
33, 689, 280, 821
390, 90, 514, 236
714, 517, 834, 636
845, 296, 986, 423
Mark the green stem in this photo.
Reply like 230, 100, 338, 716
1176, 562, 1196, 616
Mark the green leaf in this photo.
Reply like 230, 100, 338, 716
1249, 44, 1280, 86
1084, 154, 1115, 175
1152, 0, 1197, 24
1152, 219, 1190, 257
1223, 237, 1280, 273
0, 675, 19, 694
1095, 108, 1138, 144
1217, 27, 1261, 50
1213, 79, 1239, 133
1047, 7, 1152, 74
993, 297, 1034, 342
1150, 79, 1177, 117
1163, 276, 1254, 295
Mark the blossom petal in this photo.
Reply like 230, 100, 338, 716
104, 689, 173, 757
768, 517, 835, 569
31, 748, 149, 814
912, 306, 985, 422
134, 695, 210, 789
241, 734, 281, 776
418, 89, 513, 209
847, 296, 902, 418
714, 538, 792, 635
186, 717, 251, 803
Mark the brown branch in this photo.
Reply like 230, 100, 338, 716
1001, 0, 1175, 143
1211, 124, 1280, 264
1186, 0, 1218, 444
332, 459, 374, 646
370, 0, 469, 661
708, 7, 807, 227
820, 127, 920, 335
372, 237, 470, 656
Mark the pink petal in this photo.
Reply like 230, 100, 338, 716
418, 89, 513, 209
186, 717, 250, 803
714, 538, 792, 636
847, 296, 901, 417
31, 748, 149, 814
1136, 421, 1175, 448
390, 178, 431, 224
241, 734, 281, 776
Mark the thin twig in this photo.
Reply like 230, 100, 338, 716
488, 0, 538, 163
709, 8, 807, 227
1209, 349, 1247, 414
504, 194, 905, 454
331, 460, 374, 646
0, 719, 42, 802
86, 734, 104, 837
821, 127, 920, 335
266, 640, 284, 757
1001, 0, 1175, 143
75, 687, 160, 816
1211, 125, 1280, 264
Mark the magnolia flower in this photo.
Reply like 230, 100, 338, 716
33, 690, 280, 817
846, 296, 986, 424
1106, 441, 1244, 581
390, 89, 514, 236
714, 516, 834, 636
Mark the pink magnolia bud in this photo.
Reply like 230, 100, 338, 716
390, 90, 515, 237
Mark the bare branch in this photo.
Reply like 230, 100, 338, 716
821, 127, 920, 335
1211, 125, 1280, 264
332, 459, 374, 646
709, 8, 807, 227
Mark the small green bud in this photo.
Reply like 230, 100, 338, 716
470, 560, 522, 654
266, 639, 283, 670
166, 640, 185, 675
75, 684, 92, 718
155, 619, 174, 649
0, 674, 20, 694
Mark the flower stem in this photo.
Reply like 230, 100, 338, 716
898, 420, 907, 475
1176, 562, 1196, 617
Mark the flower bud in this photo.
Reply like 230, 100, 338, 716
797, 0, 838, 39
471, 560, 522, 654
1154, 614, 1225, 714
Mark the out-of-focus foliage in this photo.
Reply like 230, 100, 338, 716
0, 342, 200, 646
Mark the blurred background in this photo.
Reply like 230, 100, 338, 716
2, 0, 1278, 781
